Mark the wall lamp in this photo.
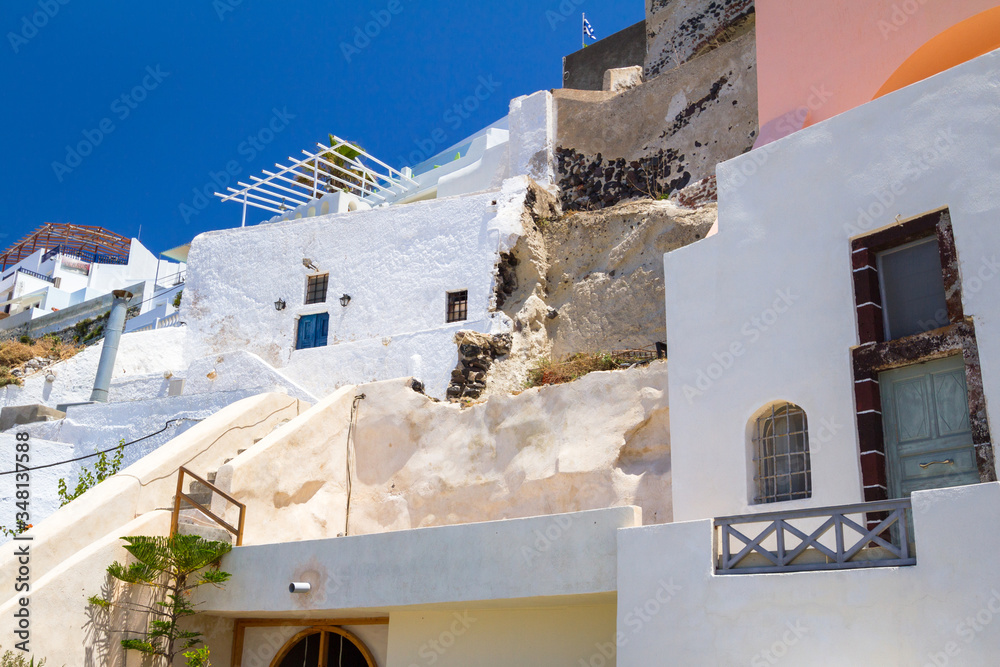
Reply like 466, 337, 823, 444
339, 294, 351, 307
289, 582, 311, 593
274, 298, 286, 311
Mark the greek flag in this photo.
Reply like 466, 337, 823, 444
583, 16, 596, 41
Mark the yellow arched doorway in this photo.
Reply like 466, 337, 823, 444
269, 626, 377, 667
874, 6, 1000, 100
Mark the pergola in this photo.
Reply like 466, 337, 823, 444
0, 223, 131, 270
215, 135, 419, 224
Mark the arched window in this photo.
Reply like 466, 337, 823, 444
752, 402, 811, 504
271, 627, 377, 667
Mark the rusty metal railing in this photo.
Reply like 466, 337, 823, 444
169, 466, 246, 547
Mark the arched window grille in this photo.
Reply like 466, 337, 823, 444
752, 403, 812, 504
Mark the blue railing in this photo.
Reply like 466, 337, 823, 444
12, 268, 55, 284
41, 246, 61, 262
61, 251, 129, 266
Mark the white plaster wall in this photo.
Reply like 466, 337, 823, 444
0, 326, 187, 409
617, 482, 1000, 666
198, 506, 639, 615
0, 393, 306, 593
184, 177, 534, 399
386, 604, 616, 667
508, 91, 556, 187
0, 510, 171, 667
0, 434, 73, 536
664, 48, 1000, 521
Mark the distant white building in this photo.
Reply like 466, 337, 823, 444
0, 223, 186, 337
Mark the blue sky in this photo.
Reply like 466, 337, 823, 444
1, 1, 644, 256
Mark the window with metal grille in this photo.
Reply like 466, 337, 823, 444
305, 274, 329, 305
752, 403, 812, 504
446, 290, 468, 323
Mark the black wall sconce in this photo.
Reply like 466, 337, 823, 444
274, 298, 286, 311
339, 294, 351, 307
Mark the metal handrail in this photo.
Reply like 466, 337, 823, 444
715, 499, 915, 574
170, 466, 246, 547
13, 267, 55, 284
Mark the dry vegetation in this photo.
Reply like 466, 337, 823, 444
526, 353, 621, 388
0, 336, 82, 388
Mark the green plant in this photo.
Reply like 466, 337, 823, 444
295, 134, 366, 195
57, 440, 125, 507
183, 646, 211, 667
17, 335, 32, 345
0, 523, 32, 539
89, 535, 232, 666
0, 649, 47, 666
172, 290, 183, 309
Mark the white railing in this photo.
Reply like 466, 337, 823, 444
156, 312, 182, 329
715, 499, 916, 574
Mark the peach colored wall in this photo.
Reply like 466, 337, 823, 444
755, 0, 1000, 141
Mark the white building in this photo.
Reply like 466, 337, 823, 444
6, 2, 1000, 666
0, 223, 185, 337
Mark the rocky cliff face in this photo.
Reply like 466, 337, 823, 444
475, 193, 716, 397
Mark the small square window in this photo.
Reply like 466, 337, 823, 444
305, 274, 329, 305
446, 290, 468, 323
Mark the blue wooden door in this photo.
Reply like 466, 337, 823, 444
296, 313, 329, 349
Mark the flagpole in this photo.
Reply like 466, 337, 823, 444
582, 13, 586, 49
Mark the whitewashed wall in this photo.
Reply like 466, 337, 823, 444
664, 49, 1000, 521
618, 482, 1000, 666
184, 177, 534, 399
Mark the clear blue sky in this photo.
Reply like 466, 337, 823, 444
1, 1, 644, 256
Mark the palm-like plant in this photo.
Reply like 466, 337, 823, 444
89, 534, 232, 666
295, 135, 367, 196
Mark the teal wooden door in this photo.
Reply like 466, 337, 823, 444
879, 355, 980, 498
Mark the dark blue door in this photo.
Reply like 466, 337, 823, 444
296, 313, 329, 350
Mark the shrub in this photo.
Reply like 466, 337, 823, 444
57, 440, 125, 507
526, 353, 621, 388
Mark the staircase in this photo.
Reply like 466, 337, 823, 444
173, 418, 291, 544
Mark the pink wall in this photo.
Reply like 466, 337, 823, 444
755, 0, 1000, 145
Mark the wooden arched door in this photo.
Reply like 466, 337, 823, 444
269, 626, 377, 667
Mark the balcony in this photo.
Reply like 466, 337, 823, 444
715, 499, 916, 574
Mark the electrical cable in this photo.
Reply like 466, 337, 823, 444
0, 417, 203, 476
343, 393, 365, 537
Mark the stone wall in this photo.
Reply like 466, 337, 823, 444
554, 30, 757, 211
563, 20, 647, 92
645, 0, 756, 79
